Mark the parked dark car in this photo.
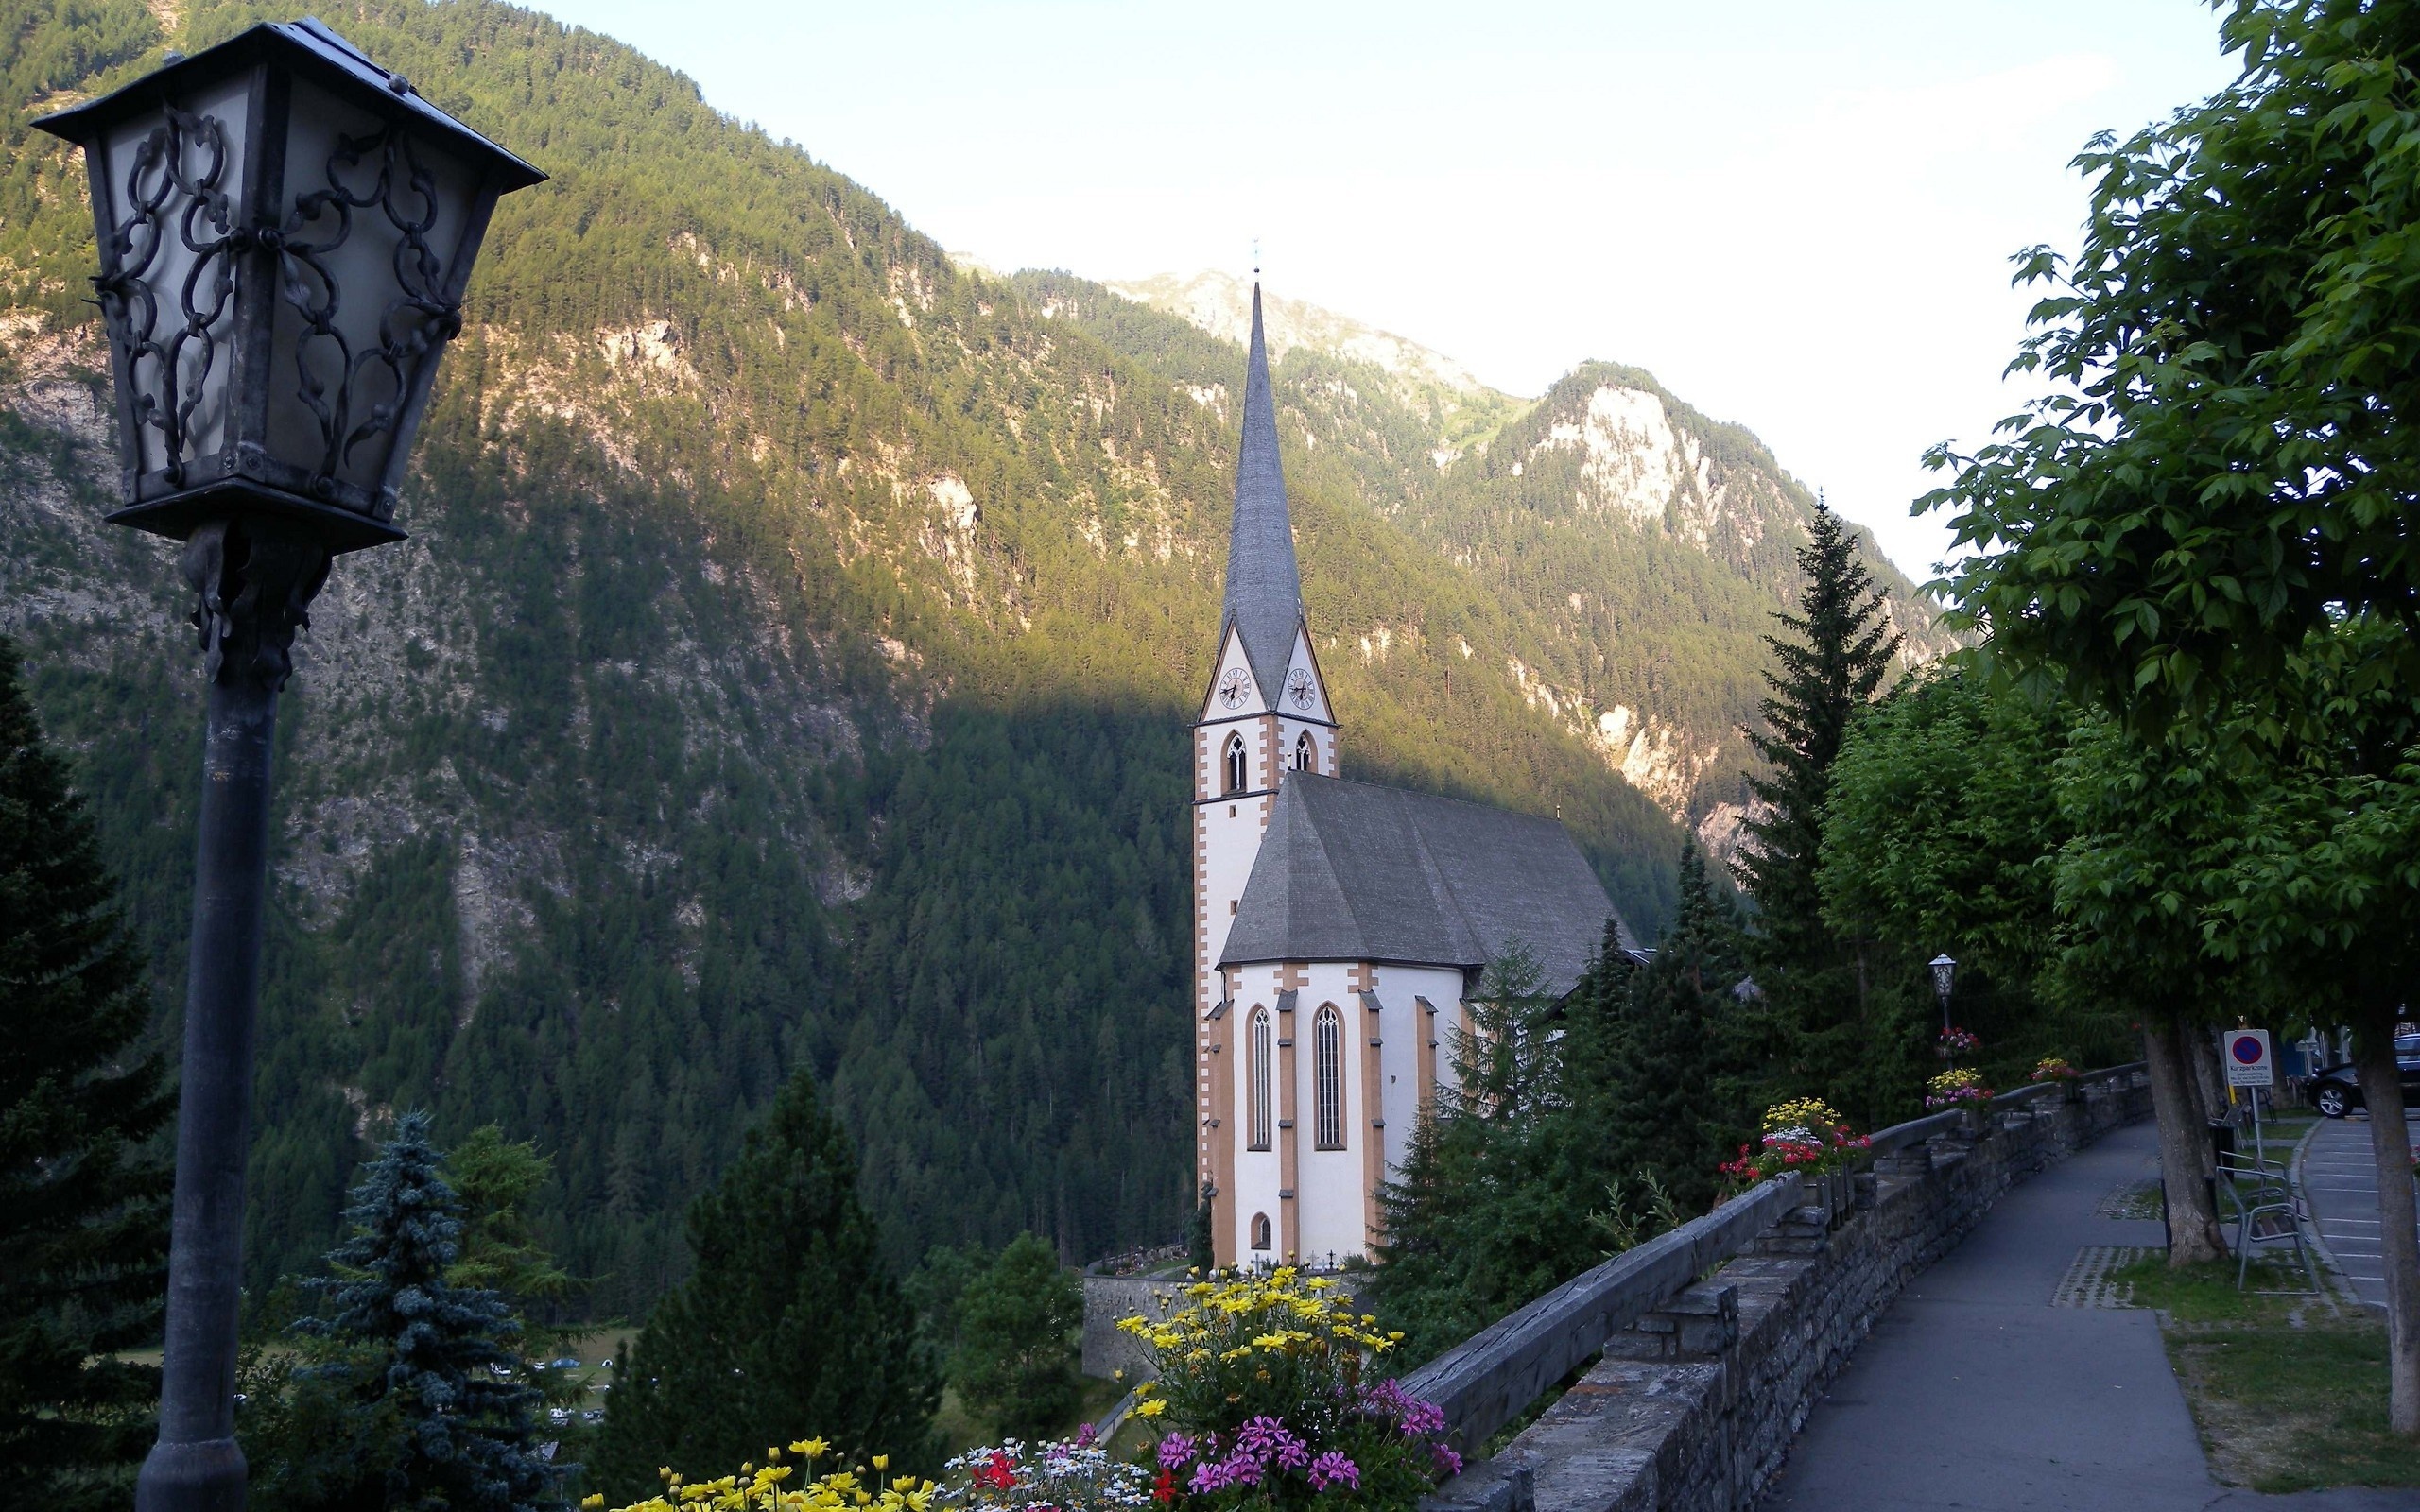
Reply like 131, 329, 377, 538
2309, 1034, 2420, 1117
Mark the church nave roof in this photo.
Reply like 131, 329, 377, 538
1219, 774, 1630, 997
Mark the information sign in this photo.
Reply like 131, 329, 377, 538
2224, 1028, 2273, 1088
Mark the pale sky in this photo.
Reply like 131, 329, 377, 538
528, 0, 2240, 581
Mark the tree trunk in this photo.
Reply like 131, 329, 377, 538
2190, 1026, 2233, 1142
2181, 1031, 2223, 1187
2353, 1019, 2420, 1435
2145, 1014, 2227, 1264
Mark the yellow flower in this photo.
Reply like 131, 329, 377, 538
872, 1456, 890, 1471
794, 1440, 828, 1459
1137, 1398, 1167, 1418
582, 1498, 606, 1510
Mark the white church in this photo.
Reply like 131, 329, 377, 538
1192, 286, 1635, 1268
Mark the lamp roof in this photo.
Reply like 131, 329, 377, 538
34, 16, 544, 192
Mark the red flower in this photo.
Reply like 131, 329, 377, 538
1154, 1469, 1177, 1504
974, 1452, 1017, 1491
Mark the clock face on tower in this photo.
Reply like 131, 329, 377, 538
1219, 667, 1253, 709
1287, 669, 1316, 711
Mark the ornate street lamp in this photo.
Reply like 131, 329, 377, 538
1929, 953, 1957, 1034
35, 20, 540, 1509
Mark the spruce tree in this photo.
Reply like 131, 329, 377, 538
1582, 845, 1757, 1212
593, 1072, 937, 1496
0, 636, 172, 1510
1739, 497, 1900, 967
1738, 498, 1900, 1107
301, 1111, 561, 1512
1371, 943, 1588, 1364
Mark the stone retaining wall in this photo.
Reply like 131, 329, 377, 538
1426, 1074, 2152, 1512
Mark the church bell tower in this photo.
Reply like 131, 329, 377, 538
1193, 283, 1337, 1266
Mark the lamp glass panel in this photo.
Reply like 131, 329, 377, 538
97, 74, 254, 484
266, 77, 476, 496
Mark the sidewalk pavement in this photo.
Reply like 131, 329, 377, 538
2300, 1110, 2419, 1311
1758, 1119, 2408, 1512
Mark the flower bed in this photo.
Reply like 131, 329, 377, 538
947, 1434, 1151, 1512
1718, 1098, 1872, 1195
590, 1441, 933, 1512
1924, 1068, 1995, 1109
2029, 1057, 2079, 1084
1119, 1269, 1459, 1512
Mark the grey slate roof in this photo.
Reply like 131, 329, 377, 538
1219, 774, 1634, 997
1221, 284, 1305, 696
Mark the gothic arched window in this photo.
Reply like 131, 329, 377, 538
1294, 731, 1315, 773
1313, 1005, 1344, 1149
1251, 1211, 1272, 1251
1248, 1008, 1273, 1151
1225, 733, 1248, 795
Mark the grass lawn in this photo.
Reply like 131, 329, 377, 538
2112, 1254, 2420, 1493
937, 1373, 1134, 1456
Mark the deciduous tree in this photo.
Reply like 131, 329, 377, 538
1925, 0, 2420, 1427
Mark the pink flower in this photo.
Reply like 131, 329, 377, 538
1307, 1452, 1359, 1491
1157, 1434, 1199, 1471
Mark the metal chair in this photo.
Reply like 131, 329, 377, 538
2217, 1150, 2315, 1292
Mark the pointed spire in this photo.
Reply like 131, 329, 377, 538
1221, 281, 1305, 697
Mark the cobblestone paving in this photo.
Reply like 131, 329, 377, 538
2094, 1179, 2164, 1220
2050, 1245, 2152, 1308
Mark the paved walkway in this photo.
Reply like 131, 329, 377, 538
2301, 1110, 2420, 1310
1759, 1119, 2407, 1511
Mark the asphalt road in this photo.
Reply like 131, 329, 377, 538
2301, 1110, 2420, 1311
1758, 1119, 2409, 1512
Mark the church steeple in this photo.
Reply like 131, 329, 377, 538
1221, 283, 1305, 697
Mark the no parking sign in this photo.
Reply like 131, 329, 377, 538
2224, 1027, 2273, 1088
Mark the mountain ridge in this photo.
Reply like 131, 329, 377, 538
0, 0, 1935, 1309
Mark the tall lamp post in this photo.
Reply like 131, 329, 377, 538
35, 22, 541, 1509
1930, 953, 1957, 1036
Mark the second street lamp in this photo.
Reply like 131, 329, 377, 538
1930, 953, 1957, 1035
34, 20, 542, 1510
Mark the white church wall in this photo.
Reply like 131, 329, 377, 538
1223, 964, 1288, 1264
1291, 963, 1369, 1267
1367, 963, 1470, 1182
1214, 959, 1476, 1267
1196, 622, 1279, 1254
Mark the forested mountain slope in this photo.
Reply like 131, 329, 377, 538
0, 0, 1932, 1314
